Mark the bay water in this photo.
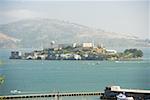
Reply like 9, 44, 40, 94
0, 47, 150, 100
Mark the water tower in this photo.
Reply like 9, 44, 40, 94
50, 41, 55, 48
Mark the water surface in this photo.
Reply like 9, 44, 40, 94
0, 48, 149, 100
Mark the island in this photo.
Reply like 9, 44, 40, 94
9, 42, 143, 61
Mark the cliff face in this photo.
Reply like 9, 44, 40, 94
0, 18, 148, 48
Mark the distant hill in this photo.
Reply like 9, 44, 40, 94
0, 18, 149, 48
0, 32, 20, 48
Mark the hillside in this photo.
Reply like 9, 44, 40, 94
0, 18, 148, 48
0, 33, 20, 48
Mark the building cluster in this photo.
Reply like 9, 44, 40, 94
10, 42, 118, 60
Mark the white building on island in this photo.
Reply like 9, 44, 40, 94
82, 43, 94, 48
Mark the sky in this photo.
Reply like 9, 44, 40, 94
0, 0, 149, 39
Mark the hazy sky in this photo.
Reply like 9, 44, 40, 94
0, 0, 149, 39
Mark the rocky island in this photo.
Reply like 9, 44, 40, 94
9, 42, 143, 61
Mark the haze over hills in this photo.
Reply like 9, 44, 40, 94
0, 18, 149, 48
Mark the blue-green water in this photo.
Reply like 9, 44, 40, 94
0, 48, 150, 100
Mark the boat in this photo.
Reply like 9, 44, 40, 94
117, 93, 126, 100
116, 93, 134, 100
115, 61, 119, 63
10, 90, 21, 94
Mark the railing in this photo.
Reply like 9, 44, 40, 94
0, 91, 103, 99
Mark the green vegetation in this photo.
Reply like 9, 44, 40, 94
123, 49, 143, 58
0, 76, 4, 85
0, 60, 4, 65
0, 60, 5, 85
